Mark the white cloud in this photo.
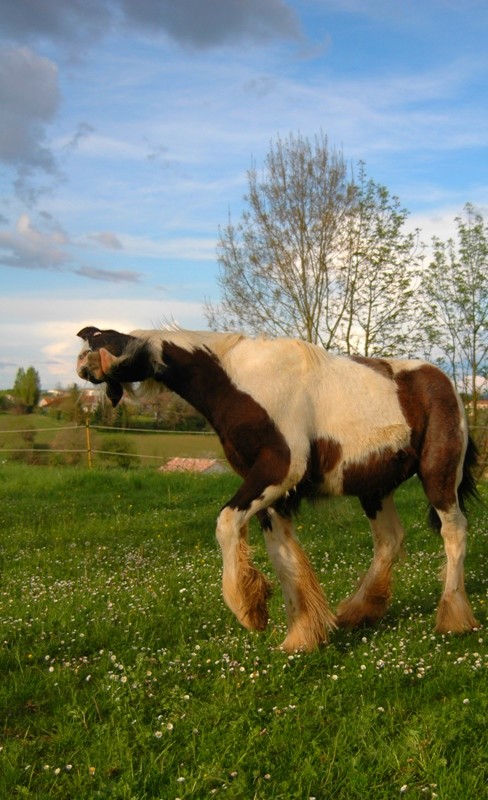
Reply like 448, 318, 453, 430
116, 234, 216, 261
0, 295, 209, 389
88, 232, 124, 250
74, 133, 147, 160
0, 213, 71, 270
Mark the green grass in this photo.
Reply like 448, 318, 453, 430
0, 464, 487, 799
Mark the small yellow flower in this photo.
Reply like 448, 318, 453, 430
89, 766, 96, 776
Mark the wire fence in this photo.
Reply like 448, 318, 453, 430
0, 420, 224, 469
1, 419, 487, 474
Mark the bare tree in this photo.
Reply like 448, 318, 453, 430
206, 133, 423, 356
206, 132, 355, 346
336, 164, 424, 356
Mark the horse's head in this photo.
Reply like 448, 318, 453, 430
76, 326, 150, 407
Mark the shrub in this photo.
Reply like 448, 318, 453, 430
50, 428, 85, 466
97, 435, 140, 468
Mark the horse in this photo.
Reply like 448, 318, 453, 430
76, 325, 479, 652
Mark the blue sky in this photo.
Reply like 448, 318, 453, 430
1, 0, 487, 389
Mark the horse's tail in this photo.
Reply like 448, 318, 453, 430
428, 435, 480, 532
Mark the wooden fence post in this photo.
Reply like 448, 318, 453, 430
85, 417, 92, 469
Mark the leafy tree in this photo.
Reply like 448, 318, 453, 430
13, 366, 41, 413
0, 391, 12, 411
421, 203, 488, 423
206, 133, 423, 356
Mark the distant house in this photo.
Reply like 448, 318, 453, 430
38, 388, 102, 414
38, 395, 66, 409
79, 389, 102, 414
159, 457, 227, 474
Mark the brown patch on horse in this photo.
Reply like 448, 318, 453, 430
343, 447, 418, 498
309, 437, 343, 478
395, 365, 464, 510
162, 342, 291, 504
278, 437, 342, 513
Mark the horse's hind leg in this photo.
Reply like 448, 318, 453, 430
261, 508, 336, 652
433, 504, 478, 633
419, 427, 478, 633
337, 494, 404, 628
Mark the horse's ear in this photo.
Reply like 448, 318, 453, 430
99, 347, 118, 375
98, 348, 125, 406
77, 326, 101, 340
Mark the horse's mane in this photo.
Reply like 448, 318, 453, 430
122, 328, 245, 400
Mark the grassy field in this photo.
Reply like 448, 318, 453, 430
0, 464, 487, 799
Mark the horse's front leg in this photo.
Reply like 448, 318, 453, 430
216, 506, 272, 631
262, 508, 336, 652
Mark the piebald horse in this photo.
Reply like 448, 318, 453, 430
76, 325, 479, 652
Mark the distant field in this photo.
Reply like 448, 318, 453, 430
0, 413, 223, 467
1, 464, 487, 799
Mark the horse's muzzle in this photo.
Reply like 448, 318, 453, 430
77, 350, 105, 384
